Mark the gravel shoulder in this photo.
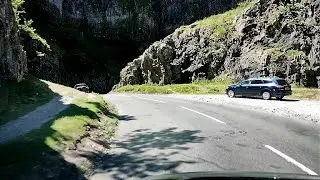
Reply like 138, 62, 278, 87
161, 94, 320, 123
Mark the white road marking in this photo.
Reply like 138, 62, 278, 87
136, 97, 165, 103
180, 106, 226, 124
264, 145, 318, 176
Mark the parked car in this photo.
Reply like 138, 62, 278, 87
74, 83, 90, 93
226, 78, 292, 100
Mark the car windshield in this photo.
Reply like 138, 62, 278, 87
2, 0, 320, 180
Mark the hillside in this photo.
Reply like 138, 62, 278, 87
117, 0, 320, 88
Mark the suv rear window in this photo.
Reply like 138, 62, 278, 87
263, 80, 273, 84
251, 80, 263, 84
276, 79, 288, 86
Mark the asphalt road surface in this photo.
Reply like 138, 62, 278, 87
90, 93, 320, 180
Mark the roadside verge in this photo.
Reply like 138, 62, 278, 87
114, 82, 320, 100
0, 93, 119, 179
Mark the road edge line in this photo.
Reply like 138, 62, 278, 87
264, 145, 318, 176
136, 97, 165, 103
180, 106, 226, 124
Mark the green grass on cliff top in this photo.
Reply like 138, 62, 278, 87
179, 1, 255, 38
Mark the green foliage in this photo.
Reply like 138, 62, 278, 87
193, 75, 232, 85
185, 1, 255, 39
285, 50, 305, 59
265, 48, 283, 56
44, 95, 117, 151
0, 75, 55, 125
115, 75, 233, 94
11, 0, 50, 49
268, 5, 287, 24
269, 63, 282, 73
266, 48, 306, 60
115, 81, 229, 95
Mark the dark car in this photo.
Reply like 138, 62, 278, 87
226, 78, 292, 100
74, 83, 90, 93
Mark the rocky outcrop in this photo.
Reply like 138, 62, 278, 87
118, 0, 320, 88
224, 0, 320, 87
0, 0, 27, 86
117, 27, 224, 87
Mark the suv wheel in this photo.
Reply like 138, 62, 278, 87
262, 91, 271, 100
228, 90, 235, 98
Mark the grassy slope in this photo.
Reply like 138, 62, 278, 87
290, 85, 320, 100
115, 81, 320, 100
0, 81, 118, 178
115, 80, 229, 94
179, 1, 254, 38
0, 75, 56, 125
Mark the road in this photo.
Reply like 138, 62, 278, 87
91, 93, 320, 180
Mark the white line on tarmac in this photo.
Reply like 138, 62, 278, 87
136, 97, 165, 103
180, 106, 226, 124
264, 145, 318, 176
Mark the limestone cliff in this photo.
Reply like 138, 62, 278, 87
22, 0, 241, 92
118, 0, 320, 88
0, 0, 27, 86
40, 0, 239, 45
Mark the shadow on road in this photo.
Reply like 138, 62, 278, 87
83, 127, 206, 179
118, 115, 136, 121
279, 99, 300, 102
102, 108, 137, 121
239, 96, 300, 102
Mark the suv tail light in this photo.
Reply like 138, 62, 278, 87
275, 85, 284, 89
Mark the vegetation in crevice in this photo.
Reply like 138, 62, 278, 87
285, 50, 306, 59
11, 0, 50, 48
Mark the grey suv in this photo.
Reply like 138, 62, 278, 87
226, 78, 292, 100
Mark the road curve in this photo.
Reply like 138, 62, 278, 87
90, 93, 320, 180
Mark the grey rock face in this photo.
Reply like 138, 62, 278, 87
119, 0, 320, 88
0, 0, 27, 86
225, 0, 320, 87
42, 0, 239, 44
118, 58, 142, 87
118, 27, 226, 86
